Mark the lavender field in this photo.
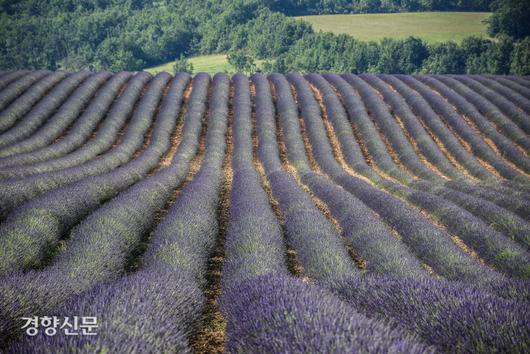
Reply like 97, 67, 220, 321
0, 70, 529, 353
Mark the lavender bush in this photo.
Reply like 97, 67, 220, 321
0, 72, 131, 171
0, 72, 151, 175
0, 70, 50, 112
0, 71, 91, 149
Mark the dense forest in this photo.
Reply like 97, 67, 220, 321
0, 0, 529, 74
265, 0, 494, 15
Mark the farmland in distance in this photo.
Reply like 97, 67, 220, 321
297, 12, 491, 43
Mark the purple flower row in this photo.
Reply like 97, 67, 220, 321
255, 73, 426, 278
377, 74, 529, 211
266, 73, 357, 280
221, 81, 432, 348
502, 75, 530, 87
361, 74, 530, 212
325, 72, 515, 214
394, 76, 528, 178
7, 73, 230, 352
429, 75, 530, 186
410, 75, 530, 158
314, 73, 530, 275
0, 71, 112, 158
321, 73, 408, 181
222, 274, 432, 353
487, 75, 530, 100
344, 73, 441, 182
0, 72, 168, 219
305, 74, 378, 177
360, 74, 463, 180
326, 73, 529, 220
286, 72, 496, 281
0, 70, 31, 94
0, 72, 151, 176
471, 75, 530, 116
0, 72, 215, 349
0, 71, 69, 132
452, 75, 530, 134
0, 70, 50, 112
323, 274, 530, 353
0, 71, 91, 149
413, 179, 530, 250
0, 73, 191, 275
318, 75, 530, 253
222, 73, 288, 289
336, 74, 530, 247
0, 72, 131, 172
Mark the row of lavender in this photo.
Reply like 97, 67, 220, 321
2, 71, 223, 352
225, 73, 529, 352
0, 70, 529, 352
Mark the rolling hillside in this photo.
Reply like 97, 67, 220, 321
0, 70, 529, 352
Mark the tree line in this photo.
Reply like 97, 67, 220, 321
0, 0, 529, 75
264, 34, 530, 75
264, 0, 494, 15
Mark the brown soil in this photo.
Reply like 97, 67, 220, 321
393, 113, 448, 180
190, 80, 231, 354
413, 107, 478, 181
158, 82, 193, 169
459, 113, 530, 178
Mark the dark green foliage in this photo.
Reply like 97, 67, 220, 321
240, 10, 313, 58
269, 32, 530, 75
510, 37, 530, 75
172, 55, 194, 74
264, 0, 493, 15
1, 0, 529, 75
371, 37, 429, 74
421, 42, 466, 74
487, 0, 530, 39
227, 50, 256, 74
270, 32, 379, 73
0, 0, 315, 72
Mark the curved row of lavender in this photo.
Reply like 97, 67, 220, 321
0, 70, 528, 352
221, 73, 432, 353
0, 71, 132, 172
282, 73, 530, 352
6, 72, 235, 353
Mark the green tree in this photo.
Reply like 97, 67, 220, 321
421, 42, 465, 74
227, 50, 256, 73
374, 37, 428, 73
463, 36, 513, 74
487, 0, 530, 39
94, 37, 145, 71
172, 55, 194, 74
510, 37, 530, 75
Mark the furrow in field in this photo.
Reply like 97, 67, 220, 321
0, 70, 51, 112
450, 75, 530, 135
291, 73, 530, 280
0, 71, 93, 149
0, 72, 152, 177
0, 73, 211, 349
0, 71, 70, 133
